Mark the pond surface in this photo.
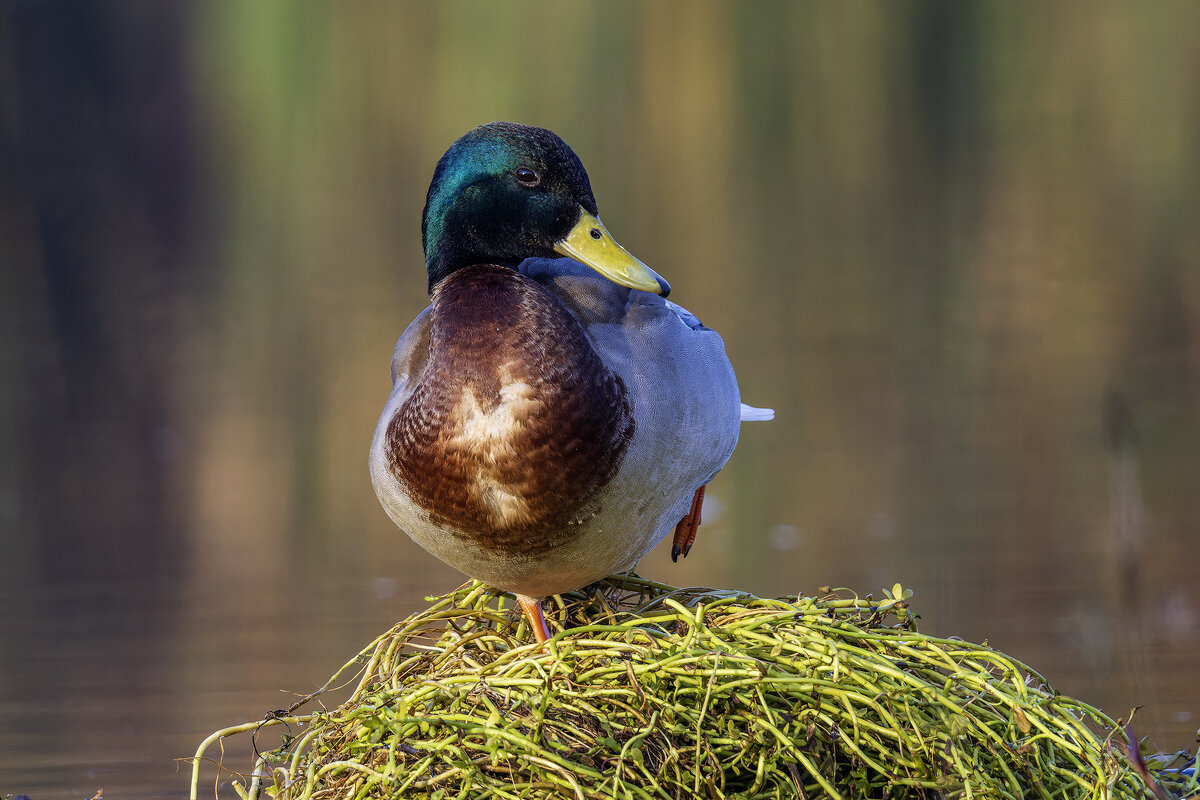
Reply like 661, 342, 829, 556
2, 3, 1198, 797
1, 411, 1196, 797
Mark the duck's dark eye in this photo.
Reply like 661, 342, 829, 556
515, 167, 540, 187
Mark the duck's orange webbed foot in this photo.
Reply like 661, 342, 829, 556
516, 594, 552, 644
671, 485, 706, 562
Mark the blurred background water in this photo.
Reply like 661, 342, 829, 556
1, 2, 1198, 797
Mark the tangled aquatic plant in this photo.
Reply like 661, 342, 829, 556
190, 576, 1185, 799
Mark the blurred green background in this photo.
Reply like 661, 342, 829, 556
2, 2, 1198, 796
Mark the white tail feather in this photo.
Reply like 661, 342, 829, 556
740, 403, 774, 422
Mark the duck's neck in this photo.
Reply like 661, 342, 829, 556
425, 251, 520, 295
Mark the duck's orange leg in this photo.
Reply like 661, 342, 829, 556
516, 594, 551, 644
671, 485, 706, 562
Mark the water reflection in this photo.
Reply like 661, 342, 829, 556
2, 2, 1198, 796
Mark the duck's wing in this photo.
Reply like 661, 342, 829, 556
521, 258, 774, 421
664, 299, 707, 331
388, 305, 434, 390
517, 256, 774, 570
369, 305, 433, 514
519, 257, 744, 482
663, 302, 773, 423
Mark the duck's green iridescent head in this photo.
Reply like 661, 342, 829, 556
422, 122, 669, 296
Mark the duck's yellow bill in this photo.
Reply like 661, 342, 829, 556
553, 209, 670, 296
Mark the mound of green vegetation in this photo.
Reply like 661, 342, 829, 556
191, 576, 1190, 799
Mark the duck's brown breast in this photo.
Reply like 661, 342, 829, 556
385, 265, 634, 556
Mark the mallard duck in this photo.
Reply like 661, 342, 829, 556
369, 122, 772, 642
